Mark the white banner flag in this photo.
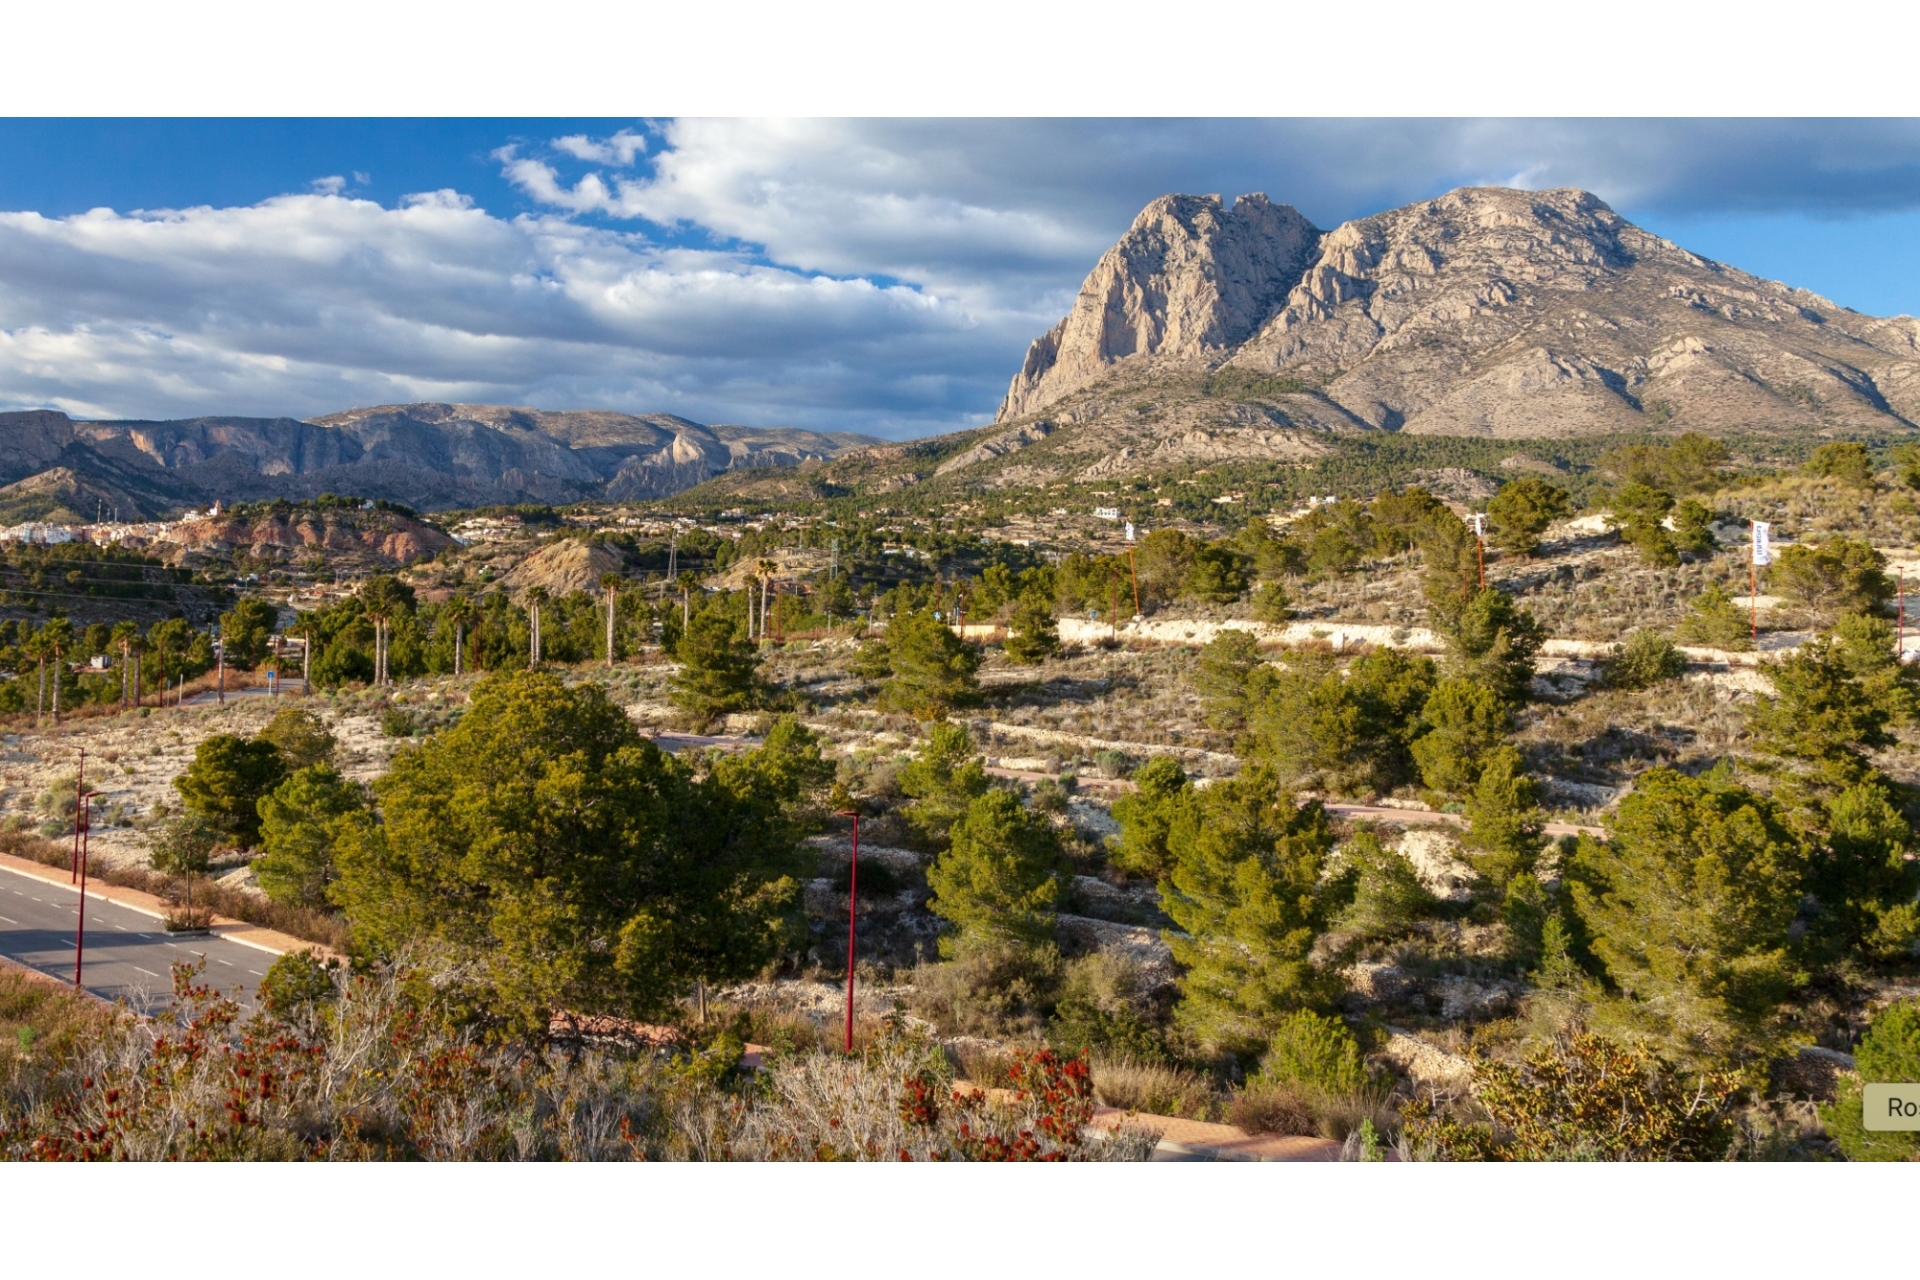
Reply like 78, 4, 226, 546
1752, 521, 1772, 566
1471, 513, 1487, 537
1124, 521, 1136, 543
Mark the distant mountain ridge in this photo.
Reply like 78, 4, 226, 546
0, 403, 883, 520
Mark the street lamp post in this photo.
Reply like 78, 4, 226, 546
73, 780, 97, 990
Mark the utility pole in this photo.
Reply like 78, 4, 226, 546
1900, 573, 1906, 659
1125, 521, 1141, 618
606, 581, 618, 668
1471, 513, 1487, 591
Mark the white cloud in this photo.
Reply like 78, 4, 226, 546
551, 128, 649, 167
0, 192, 1021, 435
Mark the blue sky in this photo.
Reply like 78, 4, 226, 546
1, 118, 1918, 437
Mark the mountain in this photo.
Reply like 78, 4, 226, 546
964, 186, 1920, 488
0, 403, 882, 518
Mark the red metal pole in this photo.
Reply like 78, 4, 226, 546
74, 791, 90, 988
70, 750, 84, 883
1128, 545, 1141, 618
843, 811, 859, 1054
1476, 531, 1486, 590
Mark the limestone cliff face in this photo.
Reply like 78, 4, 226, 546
990, 185, 1920, 453
996, 193, 1321, 421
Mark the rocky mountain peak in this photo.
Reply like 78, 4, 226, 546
996, 192, 1321, 421
981, 184, 1920, 474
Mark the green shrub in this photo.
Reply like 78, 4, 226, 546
1259, 1010, 1371, 1095
1602, 630, 1688, 690
1822, 1000, 1920, 1161
1335, 832, 1437, 942
1805, 441, 1874, 488
1676, 584, 1752, 650
1403, 1030, 1740, 1161
1048, 952, 1166, 1063
1486, 477, 1570, 556
258, 950, 340, 1023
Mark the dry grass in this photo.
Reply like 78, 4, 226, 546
0, 963, 117, 1095
1090, 1054, 1220, 1120
1228, 1079, 1400, 1142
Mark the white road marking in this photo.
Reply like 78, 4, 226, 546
132, 966, 160, 977
0, 915, 15, 924
247, 970, 263, 976
215, 959, 234, 967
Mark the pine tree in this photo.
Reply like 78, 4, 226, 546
1107, 756, 1192, 881
1335, 831, 1438, 943
1160, 768, 1344, 1054
1570, 768, 1808, 1065
898, 722, 990, 848
1195, 629, 1263, 730
1002, 589, 1059, 665
1459, 745, 1546, 891
1486, 477, 1570, 556
331, 672, 824, 1033
174, 733, 290, 848
1821, 1000, 1920, 1161
1409, 677, 1511, 797
1745, 634, 1893, 787
1808, 782, 1920, 963
1439, 589, 1544, 704
254, 763, 366, 908
669, 607, 763, 726
926, 789, 1063, 953
878, 608, 981, 717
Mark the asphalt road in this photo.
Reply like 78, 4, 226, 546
0, 867, 271, 1011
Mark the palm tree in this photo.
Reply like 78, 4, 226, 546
128, 630, 147, 708
41, 618, 73, 724
677, 570, 699, 634
284, 614, 316, 689
23, 628, 49, 723
526, 586, 547, 667
600, 573, 623, 668
757, 559, 778, 641
360, 576, 409, 687
441, 595, 478, 676
110, 621, 138, 711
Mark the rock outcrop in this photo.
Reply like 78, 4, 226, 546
997, 193, 1321, 421
991, 185, 1920, 449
